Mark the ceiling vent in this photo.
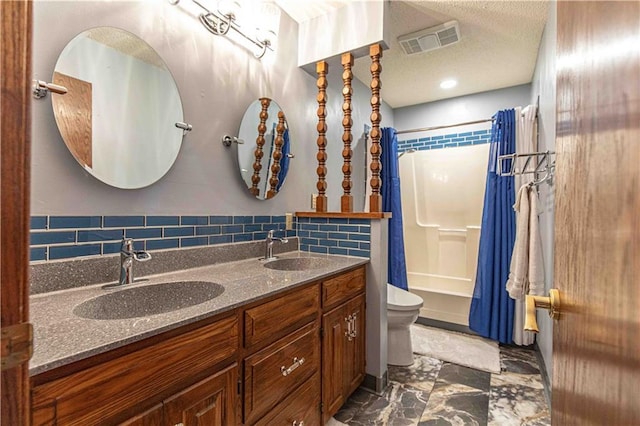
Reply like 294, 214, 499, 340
398, 20, 461, 55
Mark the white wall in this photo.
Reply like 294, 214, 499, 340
31, 1, 393, 215
529, 1, 557, 381
394, 84, 532, 132
297, 1, 390, 72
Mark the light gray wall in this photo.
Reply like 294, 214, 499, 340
530, 1, 556, 381
31, 1, 393, 215
394, 84, 531, 132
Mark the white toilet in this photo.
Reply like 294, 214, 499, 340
387, 284, 424, 366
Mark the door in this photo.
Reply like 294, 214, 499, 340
553, 1, 640, 424
164, 364, 238, 426
322, 304, 346, 423
1, 1, 32, 425
344, 294, 365, 396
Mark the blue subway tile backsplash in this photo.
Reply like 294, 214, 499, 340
49, 216, 102, 229
103, 216, 144, 228
164, 227, 195, 237
49, 244, 101, 260
30, 216, 48, 230
31, 231, 76, 245
146, 216, 180, 226
298, 217, 371, 258
125, 228, 163, 239
181, 216, 209, 225
180, 237, 209, 247
28, 214, 375, 262
77, 229, 123, 242
30, 247, 47, 261
29, 215, 297, 262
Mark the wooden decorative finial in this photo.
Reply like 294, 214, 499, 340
341, 52, 354, 213
316, 61, 328, 212
266, 111, 286, 199
368, 44, 383, 212
250, 98, 271, 197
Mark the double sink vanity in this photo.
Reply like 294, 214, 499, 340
30, 249, 368, 425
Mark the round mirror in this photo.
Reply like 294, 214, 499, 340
237, 98, 291, 200
51, 27, 185, 189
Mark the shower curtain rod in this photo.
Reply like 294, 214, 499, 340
396, 118, 494, 135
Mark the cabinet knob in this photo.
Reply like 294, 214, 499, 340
293, 421, 304, 426
175, 423, 184, 426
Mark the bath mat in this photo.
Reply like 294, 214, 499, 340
410, 324, 501, 374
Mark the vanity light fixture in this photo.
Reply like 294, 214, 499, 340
171, 0, 277, 59
440, 79, 457, 89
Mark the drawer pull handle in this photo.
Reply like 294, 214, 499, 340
293, 421, 304, 426
281, 356, 305, 376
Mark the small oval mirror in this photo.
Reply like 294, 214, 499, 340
237, 98, 291, 200
51, 27, 185, 189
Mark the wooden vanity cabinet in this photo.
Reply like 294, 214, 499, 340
321, 266, 366, 424
31, 265, 367, 426
31, 314, 239, 426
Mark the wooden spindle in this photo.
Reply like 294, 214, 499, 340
316, 61, 328, 212
368, 44, 383, 212
341, 52, 354, 213
250, 98, 271, 197
266, 111, 286, 199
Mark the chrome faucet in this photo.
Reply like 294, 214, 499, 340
119, 238, 151, 285
263, 229, 288, 261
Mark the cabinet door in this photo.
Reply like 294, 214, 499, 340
119, 404, 163, 426
164, 364, 237, 426
321, 304, 347, 424
344, 294, 366, 396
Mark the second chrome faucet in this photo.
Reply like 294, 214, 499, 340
119, 237, 152, 285
263, 229, 288, 261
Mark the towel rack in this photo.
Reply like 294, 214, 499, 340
498, 150, 555, 186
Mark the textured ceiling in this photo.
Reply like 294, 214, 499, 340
87, 27, 167, 69
278, 0, 549, 108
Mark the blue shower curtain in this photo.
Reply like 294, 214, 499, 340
276, 128, 290, 191
380, 127, 409, 291
468, 109, 517, 344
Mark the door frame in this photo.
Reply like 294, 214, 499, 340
1, 0, 33, 424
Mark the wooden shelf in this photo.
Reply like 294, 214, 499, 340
295, 212, 391, 219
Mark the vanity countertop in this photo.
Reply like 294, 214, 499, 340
30, 251, 368, 376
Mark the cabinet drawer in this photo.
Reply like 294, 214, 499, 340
254, 371, 321, 426
31, 315, 238, 426
244, 322, 320, 424
244, 283, 319, 349
322, 266, 365, 309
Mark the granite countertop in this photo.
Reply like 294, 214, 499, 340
30, 251, 368, 376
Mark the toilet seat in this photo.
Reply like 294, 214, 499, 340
387, 284, 423, 311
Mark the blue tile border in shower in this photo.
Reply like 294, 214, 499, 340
29, 215, 296, 262
398, 127, 493, 153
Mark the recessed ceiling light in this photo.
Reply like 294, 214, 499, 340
440, 79, 457, 89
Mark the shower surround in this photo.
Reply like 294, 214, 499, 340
399, 143, 489, 325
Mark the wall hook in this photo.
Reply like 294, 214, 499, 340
32, 80, 68, 99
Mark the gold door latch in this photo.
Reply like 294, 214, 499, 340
524, 289, 560, 333
1, 323, 34, 370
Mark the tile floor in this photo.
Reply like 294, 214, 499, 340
332, 345, 550, 426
